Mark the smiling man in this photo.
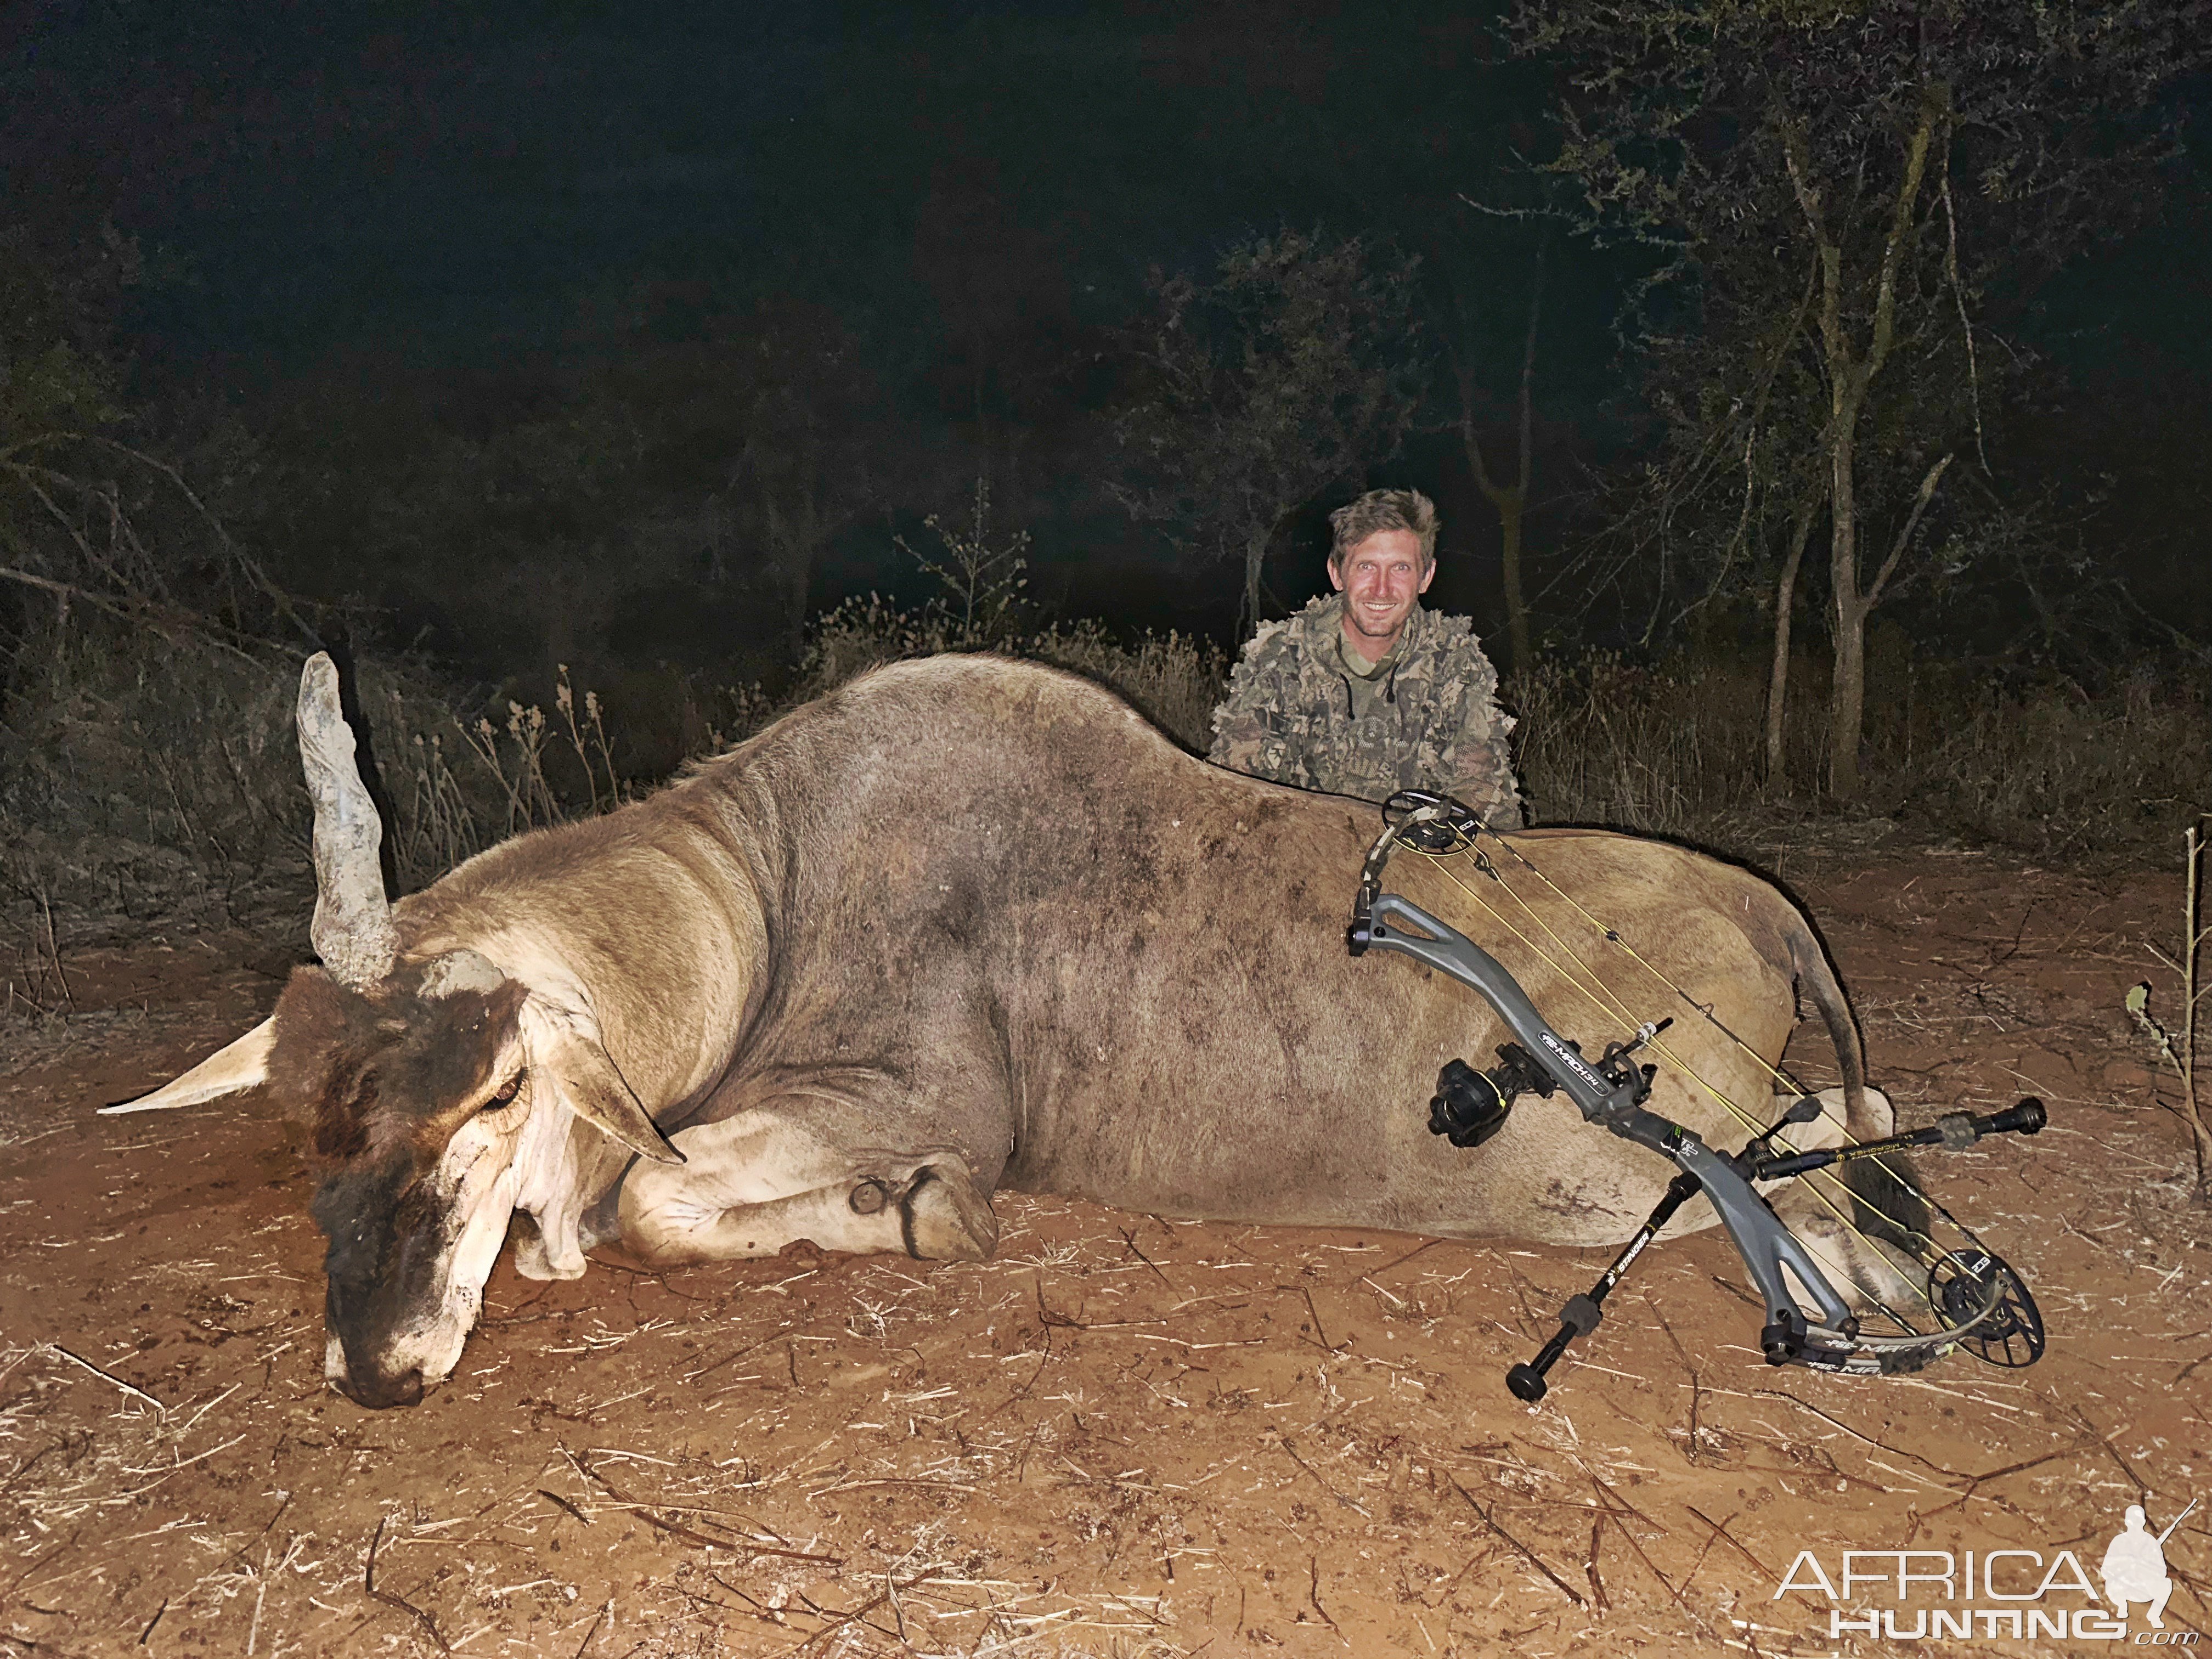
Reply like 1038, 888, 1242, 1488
1207, 488, 1523, 823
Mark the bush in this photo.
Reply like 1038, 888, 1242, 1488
785, 594, 1227, 753
7, 595, 2198, 1023
779, 483, 1228, 751
1897, 674, 2210, 860
1025, 619, 1228, 754
2, 631, 311, 943
1511, 651, 1774, 838
0, 628, 633, 965
1509, 646, 2210, 860
0, 591, 1228, 990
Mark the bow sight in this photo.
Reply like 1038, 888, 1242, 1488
1348, 790, 2047, 1402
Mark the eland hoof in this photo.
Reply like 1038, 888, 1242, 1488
899, 1163, 998, 1261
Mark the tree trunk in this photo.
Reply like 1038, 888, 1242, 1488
1775, 86, 1942, 800
1824, 433, 1953, 800
762, 490, 821, 668
1243, 530, 1270, 631
1826, 413, 1868, 800
1462, 416, 1534, 673
1787, 90, 1943, 800
1498, 494, 1531, 671
1454, 235, 1546, 673
780, 546, 811, 667
1764, 495, 1820, 787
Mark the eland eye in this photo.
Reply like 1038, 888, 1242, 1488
483, 1070, 527, 1111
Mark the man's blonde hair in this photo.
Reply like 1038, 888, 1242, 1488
1328, 488, 1439, 571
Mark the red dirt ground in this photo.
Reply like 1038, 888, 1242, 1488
4, 841, 2208, 1658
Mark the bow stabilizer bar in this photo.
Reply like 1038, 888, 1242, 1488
1750, 1099, 2045, 1181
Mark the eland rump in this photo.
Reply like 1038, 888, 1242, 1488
119, 652, 1912, 1408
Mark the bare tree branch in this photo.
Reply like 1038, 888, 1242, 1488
1866, 453, 1955, 611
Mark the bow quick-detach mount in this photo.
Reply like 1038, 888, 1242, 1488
1348, 790, 2048, 1403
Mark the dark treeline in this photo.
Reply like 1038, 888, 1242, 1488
2, 0, 2209, 901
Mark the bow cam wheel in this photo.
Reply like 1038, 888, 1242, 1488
1932, 1248, 2045, 1368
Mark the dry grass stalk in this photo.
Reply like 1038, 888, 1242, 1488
1448, 1476, 1585, 1609
552, 664, 623, 816
2184, 817, 2208, 1194
363, 1514, 451, 1653
42, 1341, 165, 1413
2128, 816, 2211, 1194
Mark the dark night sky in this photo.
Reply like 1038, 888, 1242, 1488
7, 2, 847, 368
4, 3, 1558, 368
3, 0, 2205, 651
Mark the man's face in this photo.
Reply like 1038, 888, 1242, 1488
1330, 528, 1434, 662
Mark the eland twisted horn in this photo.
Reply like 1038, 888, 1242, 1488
298, 652, 398, 989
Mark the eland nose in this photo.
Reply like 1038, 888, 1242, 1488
332, 1365, 425, 1410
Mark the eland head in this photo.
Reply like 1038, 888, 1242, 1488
106, 654, 681, 1407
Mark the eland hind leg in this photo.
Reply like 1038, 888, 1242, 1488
1759, 1086, 1931, 1312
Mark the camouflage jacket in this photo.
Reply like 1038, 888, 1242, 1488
1207, 594, 1525, 824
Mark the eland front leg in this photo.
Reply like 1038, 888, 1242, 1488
612, 1108, 1001, 1266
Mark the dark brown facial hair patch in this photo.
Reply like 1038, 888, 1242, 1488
265, 965, 528, 1171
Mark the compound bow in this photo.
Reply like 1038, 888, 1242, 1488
1347, 791, 2047, 1402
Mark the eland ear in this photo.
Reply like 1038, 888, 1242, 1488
102, 1018, 277, 1115
528, 1005, 684, 1166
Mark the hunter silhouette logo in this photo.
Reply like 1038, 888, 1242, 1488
1771, 1496, 2200, 1643
2103, 1499, 2195, 1630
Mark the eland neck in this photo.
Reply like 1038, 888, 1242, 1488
394, 805, 769, 1116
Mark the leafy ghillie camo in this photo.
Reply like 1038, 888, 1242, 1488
1207, 594, 1523, 824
